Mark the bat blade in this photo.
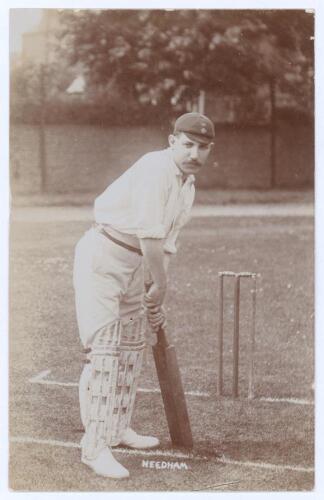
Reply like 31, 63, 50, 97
152, 327, 193, 449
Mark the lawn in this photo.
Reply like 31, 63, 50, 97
9, 214, 314, 491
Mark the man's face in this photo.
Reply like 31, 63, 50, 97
168, 132, 213, 177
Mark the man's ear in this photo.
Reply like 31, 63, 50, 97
168, 134, 176, 147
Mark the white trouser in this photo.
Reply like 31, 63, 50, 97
73, 227, 144, 347
73, 227, 145, 456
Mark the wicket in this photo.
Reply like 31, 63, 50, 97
217, 271, 257, 399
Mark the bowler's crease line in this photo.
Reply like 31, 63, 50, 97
28, 369, 314, 405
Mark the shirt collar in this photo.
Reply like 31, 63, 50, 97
166, 148, 195, 185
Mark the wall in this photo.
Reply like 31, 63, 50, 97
10, 122, 314, 195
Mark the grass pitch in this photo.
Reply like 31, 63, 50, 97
9, 213, 314, 491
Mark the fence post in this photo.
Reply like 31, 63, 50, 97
269, 77, 277, 189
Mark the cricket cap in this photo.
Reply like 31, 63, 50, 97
173, 112, 215, 144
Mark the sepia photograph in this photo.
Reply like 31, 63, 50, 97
4, 1, 319, 495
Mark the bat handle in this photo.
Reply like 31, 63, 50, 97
144, 281, 153, 293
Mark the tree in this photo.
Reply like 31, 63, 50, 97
58, 9, 314, 121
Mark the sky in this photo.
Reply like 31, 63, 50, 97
9, 8, 43, 53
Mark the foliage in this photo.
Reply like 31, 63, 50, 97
11, 9, 314, 125
10, 59, 75, 124
57, 9, 314, 120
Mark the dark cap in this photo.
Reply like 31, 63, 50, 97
173, 112, 215, 144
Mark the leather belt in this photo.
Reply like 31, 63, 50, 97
97, 226, 143, 256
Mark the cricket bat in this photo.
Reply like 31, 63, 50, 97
152, 324, 193, 449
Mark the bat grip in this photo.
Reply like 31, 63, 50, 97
144, 281, 153, 293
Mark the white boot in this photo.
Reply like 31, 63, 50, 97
82, 447, 129, 479
119, 428, 159, 449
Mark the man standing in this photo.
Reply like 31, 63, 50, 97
73, 112, 215, 478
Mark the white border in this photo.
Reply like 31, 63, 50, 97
1, 1, 322, 500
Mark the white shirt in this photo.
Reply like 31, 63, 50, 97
94, 148, 195, 254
